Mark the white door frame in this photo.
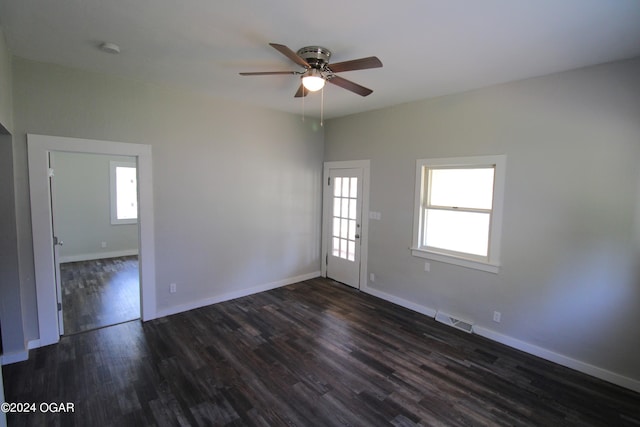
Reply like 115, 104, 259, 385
321, 160, 370, 289
28, 134, 157, 347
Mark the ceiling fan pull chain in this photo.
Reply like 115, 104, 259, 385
320, 86, 324, 127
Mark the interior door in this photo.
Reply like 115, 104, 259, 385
48, 153, 64, 335
326, 168, 363, 288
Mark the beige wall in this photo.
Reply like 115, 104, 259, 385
0, 26, 23, 360
12, 57, 324, 342
324, 58, 640, 384
0, 28, 12, 133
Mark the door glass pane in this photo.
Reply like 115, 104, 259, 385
333, 198, 341, 217
341, 198, 349, 218
340, 239, 347, 259
425, 209, 490, 256
330, 173, 360, 263
332, 237, 340, 256
342, 178, 349, 200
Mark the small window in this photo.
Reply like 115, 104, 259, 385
110, 161, 138, 225
411, 155, 506, 273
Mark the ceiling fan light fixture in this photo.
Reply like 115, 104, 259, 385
302, 69, 325, 92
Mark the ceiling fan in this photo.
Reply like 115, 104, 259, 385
239, 43, 383, 97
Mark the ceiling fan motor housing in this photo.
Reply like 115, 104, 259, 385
297, 46, 332, 70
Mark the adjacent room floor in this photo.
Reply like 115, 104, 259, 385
4, 277, 640, 426
60, 255, 140, 335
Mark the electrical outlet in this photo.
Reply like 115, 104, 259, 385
493, 311, 501, 323
101, 241, 107, 248
424, 262, 430, 272
170, 283, 177, 294
369, 273, 375, 282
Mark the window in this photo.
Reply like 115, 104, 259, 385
411, 155, 506, 273
110, 161, 138, 224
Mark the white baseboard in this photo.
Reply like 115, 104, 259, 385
473, 326, 640, 394
362, 285, 438, 318
0, 349, 28, 365
362, 284, 640, 394
59, 249, 139, 263
156, 271, 321, 318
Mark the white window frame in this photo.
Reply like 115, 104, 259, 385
411, 155, 506, 273
110, 160, 138, 225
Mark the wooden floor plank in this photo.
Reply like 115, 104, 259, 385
4, 277, 640, 426
60, 256, 140, 334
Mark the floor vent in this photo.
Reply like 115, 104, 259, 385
435, 311, 474, 334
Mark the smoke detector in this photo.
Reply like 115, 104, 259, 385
99, 42, 120, 54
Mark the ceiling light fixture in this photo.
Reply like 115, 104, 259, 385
301, 68, 325, 92
99, 42, 120, 54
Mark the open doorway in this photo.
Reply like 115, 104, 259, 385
28, 134, 156, 348
50, 151, 140, 335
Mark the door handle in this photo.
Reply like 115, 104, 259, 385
53, 236, 64, 246
355, 234, 360, 239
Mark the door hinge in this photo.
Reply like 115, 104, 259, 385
328, 177, 330, 186
326, 253, 328, 265
57, 302, 62, 311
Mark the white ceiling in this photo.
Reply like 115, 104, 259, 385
1, 0, 639, 119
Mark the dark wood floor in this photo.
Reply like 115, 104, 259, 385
60, 256, 140, 334
4, 278, 640, 426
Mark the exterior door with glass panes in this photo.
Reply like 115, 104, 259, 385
327, 168, 363, 288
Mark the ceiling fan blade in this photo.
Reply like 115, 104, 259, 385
328, 76, 373, 96
294, 84, 309, 98
239, 71, 297, 76
328, 56, 382, 73
269, 43, 310, 69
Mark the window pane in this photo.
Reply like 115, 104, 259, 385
425, 209, 490, 256
350, 177, 358, 198
116, 167, 137, 220
333, 218, 340, 237
348, 241, 355, 262
429, 168, 494, 209
334, 177, 342, 197
340, 219, 348, 239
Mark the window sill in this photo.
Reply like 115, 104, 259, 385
411, 248, 500, 274
111, 219, 138, 225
